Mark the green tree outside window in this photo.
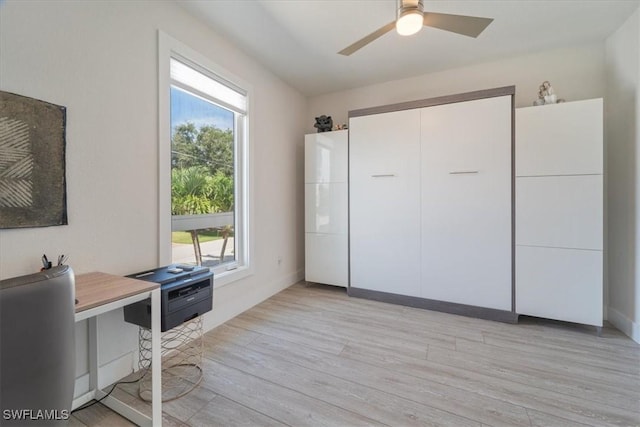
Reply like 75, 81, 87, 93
171, 122, 234, 265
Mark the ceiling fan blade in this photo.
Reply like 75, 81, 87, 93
338, 21, 396, 56
423, 12, 493, 38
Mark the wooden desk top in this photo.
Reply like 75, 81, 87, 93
75, 272, 159, 314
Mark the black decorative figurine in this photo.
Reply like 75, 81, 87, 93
314, 115, 333, 133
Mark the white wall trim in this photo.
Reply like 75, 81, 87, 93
607, 306, 640, 343
158, 30, 172, 267
270, 269, 305, 298
202, 269, 304, 333
74, 351, 137, 399
73, 374, 90, 400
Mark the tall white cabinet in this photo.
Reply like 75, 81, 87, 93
515, 99, 603, 327
305, 130, 348, 287
349, 109, 422, 296
349, 88, 514, 319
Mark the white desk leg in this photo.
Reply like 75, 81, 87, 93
151, 288, 162, 425
89, 316, 99, 391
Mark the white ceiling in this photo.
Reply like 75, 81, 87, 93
177, 0, 639, 97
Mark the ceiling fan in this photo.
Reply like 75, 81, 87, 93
338, 0, 493, 56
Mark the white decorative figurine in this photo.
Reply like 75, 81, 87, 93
542, 81, 557, 104
534, 81, 564, 106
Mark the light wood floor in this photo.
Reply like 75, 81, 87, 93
71, 282, 640, 427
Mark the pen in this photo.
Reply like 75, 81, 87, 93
41, 254, 52, 270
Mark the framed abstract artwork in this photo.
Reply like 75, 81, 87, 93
0, 91, 68, 228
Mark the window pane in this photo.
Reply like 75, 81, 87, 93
170, 85, 236, 268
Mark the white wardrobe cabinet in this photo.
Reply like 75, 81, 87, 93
349, 87, 515, 321
516, 246, 602, 326
421, 96, 512, 311
516, 175, 603, 250
305, 131, 349, 183
349, 109, 422, 297
304, 183, 348, 235
305, 130, 348, 287
516, 100, 602, 176
305, 233, 348, 287
515, 98, 603, 327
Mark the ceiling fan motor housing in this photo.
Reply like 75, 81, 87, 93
397, 0, 424, 20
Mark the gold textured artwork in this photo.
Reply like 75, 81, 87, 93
0, 91, 67, 228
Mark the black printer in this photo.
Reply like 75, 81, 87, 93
123, 265, 213, 332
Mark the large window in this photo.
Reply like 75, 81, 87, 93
159, 33, 250, 283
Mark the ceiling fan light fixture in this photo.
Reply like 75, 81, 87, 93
396, 10, 423, 36
338, 0, 492, 56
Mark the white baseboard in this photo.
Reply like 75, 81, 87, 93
74, 351, 136, 398
73, 374, 90, 400
607, 306, 640, 343
202, 268, 303, 333
273, 268, 304, 292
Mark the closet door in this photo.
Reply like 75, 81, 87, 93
350, 109, 421, 297
420, 96, 512, 310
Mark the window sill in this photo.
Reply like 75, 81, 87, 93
211, 265, 253, 289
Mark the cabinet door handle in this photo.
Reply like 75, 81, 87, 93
449, 170, 479, 175
371, 174, 396, 178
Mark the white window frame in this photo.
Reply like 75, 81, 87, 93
158, 31, 253, 287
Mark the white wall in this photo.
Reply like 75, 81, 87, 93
307, 43, 605, 133
605, 7, 640, 343
0, 0, 307, 391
